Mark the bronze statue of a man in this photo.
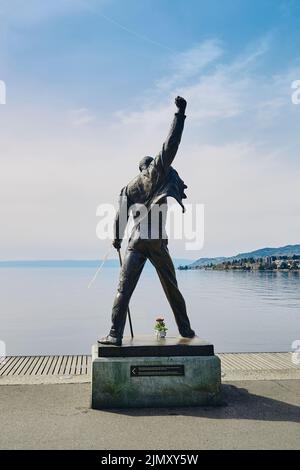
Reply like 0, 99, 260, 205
99, 96, 195, 346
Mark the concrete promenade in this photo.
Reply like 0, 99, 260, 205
0, 380, 299, 449
0, 353, 299, 449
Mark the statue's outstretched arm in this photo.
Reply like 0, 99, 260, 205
156, 96, 187, 171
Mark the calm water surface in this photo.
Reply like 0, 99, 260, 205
0, 267, 299, 354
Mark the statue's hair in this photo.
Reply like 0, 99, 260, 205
139, 156, 153, 172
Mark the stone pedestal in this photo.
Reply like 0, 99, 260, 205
91, 336, 221, 409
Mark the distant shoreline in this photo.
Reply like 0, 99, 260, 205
179, 268, 300, 273
185, 244, 300, 270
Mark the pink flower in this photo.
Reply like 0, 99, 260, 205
156, 317, 165, 322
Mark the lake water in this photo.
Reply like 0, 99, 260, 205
0, 266, 299, 355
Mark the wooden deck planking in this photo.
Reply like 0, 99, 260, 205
14, 356, 33, 376
22, 356, 41, 376
53, 356, 64, 375
58, 356, 68, 375
0, 357, 16, 375
70, 356, 78, 375
0, 353, 298, 377
65, 356, 73, 375
75, 355, 82, 375
7, 357, 28, 376
47, 356, 59, 375
42, 356, 56, 376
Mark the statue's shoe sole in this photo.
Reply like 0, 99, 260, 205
98, 338, 122, 346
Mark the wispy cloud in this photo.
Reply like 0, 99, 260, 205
115, 35, 299, 138
156, 39, 224, 90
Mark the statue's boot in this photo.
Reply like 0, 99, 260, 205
179, 328, 196, 338
98, 335, 122, 346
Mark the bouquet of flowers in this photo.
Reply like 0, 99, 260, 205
154, 317, 168, 338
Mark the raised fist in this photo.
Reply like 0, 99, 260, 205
175, 96, 187, 112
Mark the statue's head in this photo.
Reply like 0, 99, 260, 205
139, 156, 153, 172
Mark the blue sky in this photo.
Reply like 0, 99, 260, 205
0, 0, 300, 259
2, 0, 300, 108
